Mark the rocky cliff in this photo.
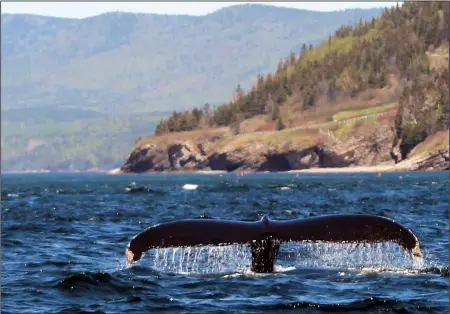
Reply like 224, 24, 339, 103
392, 150, 449, 171
119, 121, 448, 173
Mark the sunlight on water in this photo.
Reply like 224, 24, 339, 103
143, 242, 427, 275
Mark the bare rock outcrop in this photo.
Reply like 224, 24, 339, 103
120, 126, 448, 173
121, 141, 206, 172
167, 142, 207, 170
120, 143, 168, 173
333, 124, 395, 166
393, 149, 449, 171
259, 145, 352, 172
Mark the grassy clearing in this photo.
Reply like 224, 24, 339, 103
332, 121, 359, 139
218, 127, 320, 152
426, 44, 449, 70
331, 112, 396, 139
136, 127, 229, 148
332, 102, 399, 121
239, 115, 275, 133
283, 99, 398, 128
409, 130, 449, 157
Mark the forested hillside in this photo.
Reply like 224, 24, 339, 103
155, 2, 449, 160
1, 5, 383, 114
1, 4, 385, 171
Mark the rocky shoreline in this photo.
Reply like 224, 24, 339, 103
111, 156, 449, 175
117, 127, 449, 175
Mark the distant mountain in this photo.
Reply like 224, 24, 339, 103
0, 4, 385, 171
1, 5, 384, 115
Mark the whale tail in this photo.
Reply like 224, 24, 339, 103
126, 214, 422, 273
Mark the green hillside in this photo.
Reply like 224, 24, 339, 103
1, 4, 386, 171
155, 2, 449, 161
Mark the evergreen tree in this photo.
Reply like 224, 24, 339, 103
300, 43, 307, 56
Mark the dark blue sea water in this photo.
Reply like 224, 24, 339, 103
2, 172, 449, 313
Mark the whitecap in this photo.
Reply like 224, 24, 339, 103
274, 265, 296, 273
182, 184, 198, 190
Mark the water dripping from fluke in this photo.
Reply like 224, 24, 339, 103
127, 242, 431, 277
150, 244, 252, 276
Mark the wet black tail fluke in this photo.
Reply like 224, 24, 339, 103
126, 214, 422, 273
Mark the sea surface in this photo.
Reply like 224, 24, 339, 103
1, 172, 449, 313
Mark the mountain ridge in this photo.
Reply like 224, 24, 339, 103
1, 4, 388, 19
1, 5, 386, 171
2, 5, 384, 113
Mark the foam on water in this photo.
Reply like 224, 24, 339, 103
183, 184, 198, 190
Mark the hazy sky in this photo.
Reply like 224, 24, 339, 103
2, 2, 396, 18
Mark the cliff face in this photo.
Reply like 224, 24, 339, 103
206, 144, 353, 173
121, 141, 208, 173
393, 150, 449, 171
120, 130, 224, 173
119, 124, 449, 173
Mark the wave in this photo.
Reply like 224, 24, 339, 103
269, 184, 297, 190
320, 265, 449, 280
51, 306, 107, 314
2, 238, 24, 248
53, 271, 138, 295
54, 267, 162, 293
125, 186, 166, 195
356, 266, 449, 277
5, 223, 47, 232
56, 189, 95, 195
56, 271, 114, 290
267, 297, 438, 312
206, 182, 250, 192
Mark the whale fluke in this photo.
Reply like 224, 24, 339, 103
126, 214, 422, 273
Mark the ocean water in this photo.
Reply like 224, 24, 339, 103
1, 172, 448, 314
